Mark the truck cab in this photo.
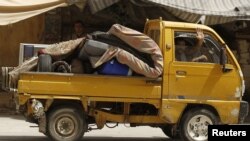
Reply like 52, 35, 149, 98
17, 19, 248, 141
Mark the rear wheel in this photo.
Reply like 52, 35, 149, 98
180, 108, 219, 141
47, 107, 85, 141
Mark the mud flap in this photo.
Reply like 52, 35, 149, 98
39, 114, 47, 134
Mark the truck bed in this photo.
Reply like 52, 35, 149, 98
18, 72, 162, 99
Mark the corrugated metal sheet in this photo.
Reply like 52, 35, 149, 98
144, 0, 250, 25
88, 0, 119, 14
87, 0, 250, 25
1, 0, 249, 25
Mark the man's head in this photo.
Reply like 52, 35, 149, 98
175, 35, 195, 53
175, 38, 187, 53
74, 20, 84, 36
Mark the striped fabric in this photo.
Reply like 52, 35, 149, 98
91, 24, 163, 78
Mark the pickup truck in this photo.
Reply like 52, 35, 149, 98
17, 19, 248, 141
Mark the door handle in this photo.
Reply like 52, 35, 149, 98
176, 70, 187, 78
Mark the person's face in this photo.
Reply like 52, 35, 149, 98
176, 40, 187, 53
74, 23, 84, 35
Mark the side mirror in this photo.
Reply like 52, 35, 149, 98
220, 47, 226, 66
220, 46, 232, 72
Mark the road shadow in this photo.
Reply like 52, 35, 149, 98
0, 113, 25, 120
0, 136, 179, 141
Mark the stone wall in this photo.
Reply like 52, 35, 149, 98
0, 91, 15, 112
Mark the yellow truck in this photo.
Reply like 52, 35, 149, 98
17, 19, 248, 141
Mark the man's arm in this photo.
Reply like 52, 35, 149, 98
186, 28, 204, 55
195, 28, 204, 49
192, 54, 208, 62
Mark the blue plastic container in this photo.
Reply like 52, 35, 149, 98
98, 59, 131, 76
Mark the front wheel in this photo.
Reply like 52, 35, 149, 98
180, 108, 219, 141
47, 107, 85, 141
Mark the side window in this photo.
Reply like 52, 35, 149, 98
174, 31, 223, 64
174, 31, 204, 62
203, 35, 221, 64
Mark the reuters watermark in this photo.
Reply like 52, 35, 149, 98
208, 125, 249, 140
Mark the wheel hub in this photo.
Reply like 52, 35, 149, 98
56, 117, 75, 136
187, 115, 212, 141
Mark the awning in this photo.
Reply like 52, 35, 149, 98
144, 0, 250, 25
1, 0, 250, 26
88, 0, 119, 14
0, 0, 86, 25
88, 0, 250, 25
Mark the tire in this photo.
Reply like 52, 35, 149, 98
47, 107, 85, 141
180, 108, 219, 141
161, 124, 179, 139
79, 40, 109, 61
37, 54, 52, 72
52, 61, 71, 73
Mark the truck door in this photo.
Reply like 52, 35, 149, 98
168, 29, 241, 101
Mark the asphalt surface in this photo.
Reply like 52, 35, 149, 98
0, 114, 176, 141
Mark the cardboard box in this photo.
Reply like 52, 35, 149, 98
237, 40, 249, 53
240, 52, 250, 60
239, 59, 249, 65
242, 65, 250, 77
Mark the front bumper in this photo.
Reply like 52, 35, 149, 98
239, 101, 249, 123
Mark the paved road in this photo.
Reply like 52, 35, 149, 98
0, 114, 176, 141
